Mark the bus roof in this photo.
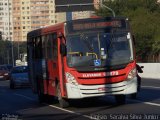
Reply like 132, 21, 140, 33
27, 22, 65, 38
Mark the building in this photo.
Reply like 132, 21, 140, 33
70, 0, 100, 20
0, 0, 102, 41
12, 0, 63, 42
72, 11, 93, 20
0, 0, 13, 41
0, 0, 66, 42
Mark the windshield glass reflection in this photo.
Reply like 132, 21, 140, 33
66, 32, 132, 67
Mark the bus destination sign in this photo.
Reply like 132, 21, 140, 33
73, 21, 122, 31
66, 18, 127, 34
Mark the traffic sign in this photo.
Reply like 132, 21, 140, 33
55, 0, 95, 12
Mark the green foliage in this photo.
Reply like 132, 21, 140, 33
0, 39, 27, 65
96, 0, 160, 62
0, 31, 2, 40
0, 40, 11, 64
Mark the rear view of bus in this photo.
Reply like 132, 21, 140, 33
63, 17, 137, 104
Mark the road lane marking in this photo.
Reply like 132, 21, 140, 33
142, 86, 160, 89
143, 102, 160, 107
17, 108, 35, 113
14, 93, 36, 101
13, 93, 160, 119
128, 99, 160, 107
45, 103, 92, 119
13, 93, 93, 119
44, 103, 78, 114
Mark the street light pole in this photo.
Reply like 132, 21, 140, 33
100, 0, 115, 17
7, 0, 14, 66
11, 39, 14, 66
7, 50, 9, 64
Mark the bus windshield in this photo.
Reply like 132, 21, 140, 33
66, 32, 133, 68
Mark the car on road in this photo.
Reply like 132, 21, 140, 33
5, 64, 13, 72
10, 66, 30, 89
0, 65, 10, 80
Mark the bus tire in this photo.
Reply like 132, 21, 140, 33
38, 89, 45, 103
115, 95, 126, 105
57, 84, 69, 108
131, 93, 137, 99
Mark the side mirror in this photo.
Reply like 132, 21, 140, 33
60, 44, 67, 56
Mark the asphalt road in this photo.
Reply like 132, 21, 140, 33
0, 78, 160, 120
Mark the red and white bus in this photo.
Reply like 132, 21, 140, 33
27, 17, 137, 107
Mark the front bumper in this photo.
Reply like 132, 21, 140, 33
66, 77, 137, 99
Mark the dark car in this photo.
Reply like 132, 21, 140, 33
5, 64, 13, 71
10, 66, 30, 89
0, 65, 10, 80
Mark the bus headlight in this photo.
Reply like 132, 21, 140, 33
65, 72, 78, 86
127, 68, 137, 80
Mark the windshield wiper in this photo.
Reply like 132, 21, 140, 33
106, 32, 114, 55
80, 33, 93, 52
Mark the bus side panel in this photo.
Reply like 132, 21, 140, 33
34, 59, 45, 94
28, 45, 37, 93
47, 60, 57, 96
44, 32, 60, 96
57, 33, 67, 98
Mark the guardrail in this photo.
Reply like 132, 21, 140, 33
137, 63, 160, 79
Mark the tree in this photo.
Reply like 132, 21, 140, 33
96, 0, 160, 62
0, 31, 2, 40
0, 40, 27, 65
0, 40, 11, 64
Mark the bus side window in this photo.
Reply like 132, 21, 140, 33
31, 38, 35, 59
52, 33, 58, 60
47, 34, 53, 59
42, 36, 47, 59
35, 37, 42, 59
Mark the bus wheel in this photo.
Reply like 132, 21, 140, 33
115, 95, 126, 105
57, 84, 69, 108
131, 93, 137, 99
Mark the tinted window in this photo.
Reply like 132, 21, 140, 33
12, 66, 28, 73
6, 65, 13, 71
0, 66, 8, 70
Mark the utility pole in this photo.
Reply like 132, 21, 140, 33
7, 50, 9, 64
7, 0, 14, 66
100, 0, 115, 17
